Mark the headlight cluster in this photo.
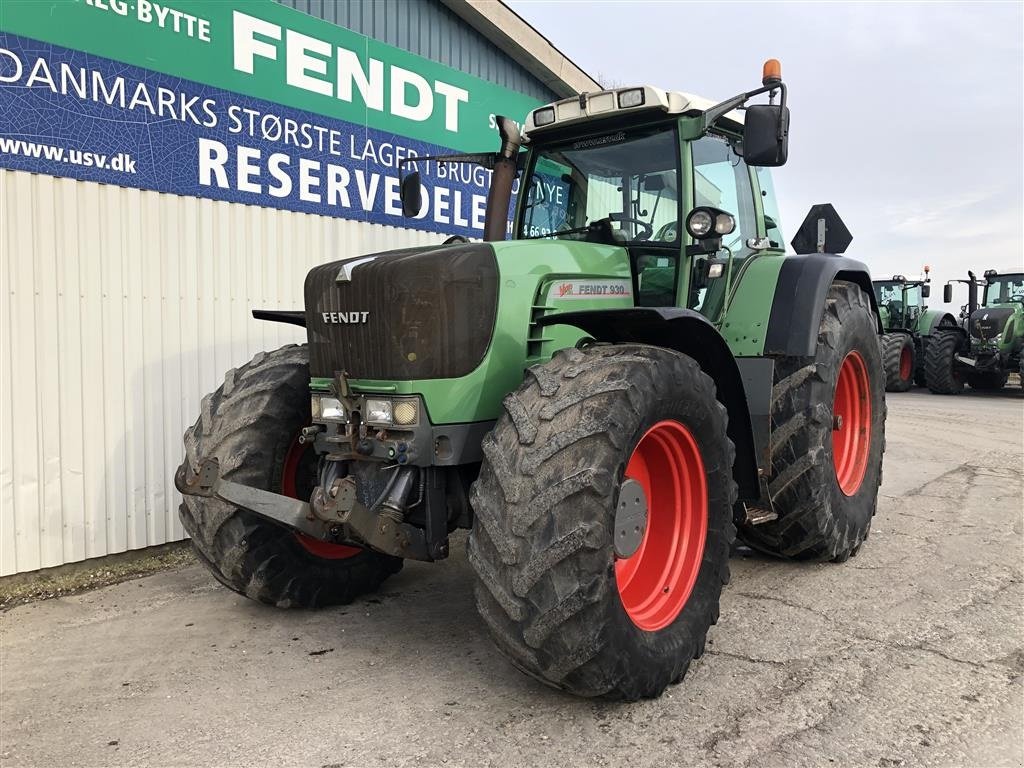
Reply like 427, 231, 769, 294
686, 207, 736, 240
366, 397, 420, 427
311, 394, 422, 427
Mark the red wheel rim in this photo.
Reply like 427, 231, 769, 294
615, 420, 708, 632
899, 345, 912, 381
832, 351, 872, 496
282, 436, 361, 560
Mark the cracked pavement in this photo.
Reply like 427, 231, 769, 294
2, 388, 1022, 767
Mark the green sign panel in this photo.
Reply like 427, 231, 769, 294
0, 0, 540, 149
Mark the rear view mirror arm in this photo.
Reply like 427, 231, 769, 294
702, 82, 788, 139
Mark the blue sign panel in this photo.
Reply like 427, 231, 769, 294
0, 33, 512, 238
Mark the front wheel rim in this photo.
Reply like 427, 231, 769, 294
832, 351, 872, 496
615, 420, 708, 632
282, 436, 362, 560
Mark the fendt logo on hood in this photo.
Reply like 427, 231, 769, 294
322, 311, 369, 324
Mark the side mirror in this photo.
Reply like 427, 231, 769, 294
922, 284, 930, 299
400, 172, 422, 217
743, 104, 789, 167
943, 284, 953, 303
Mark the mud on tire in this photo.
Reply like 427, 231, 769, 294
739, 280, 886, 562
179, 344, 401, 608
468, 344, 736, 700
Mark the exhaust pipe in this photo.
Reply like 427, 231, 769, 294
483, 116, 522, 242
967, 270, 978, 315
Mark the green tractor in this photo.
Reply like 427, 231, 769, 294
873, 269, 960, 391
926, 270, 1024, 393
175, 61, 887, 699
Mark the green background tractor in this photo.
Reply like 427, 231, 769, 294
926, 270, 1024, 393
175, 62, 887, 699
873, 270, 959, 391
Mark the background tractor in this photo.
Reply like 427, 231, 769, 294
926, 270, 1024, 393
873, 267, 959, 391
175, 61, 887, 700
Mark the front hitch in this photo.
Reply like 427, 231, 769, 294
174, 459, 435, 561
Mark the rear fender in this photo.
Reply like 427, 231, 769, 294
919, 309, 960, 336
764, 255, 881, 357
536, 307, 763, 503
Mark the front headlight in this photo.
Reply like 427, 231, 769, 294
392, 397, 420, 426
312, 395, 346, 422
364, 398, 393, 426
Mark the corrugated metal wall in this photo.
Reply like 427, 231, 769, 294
0, 170, 439, 575
277, 0, 554, 101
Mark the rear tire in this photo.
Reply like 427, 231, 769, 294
468, 345, 736, 699
178, 344, 402, 608
738, 281, 886, 561
924, 330, 966, 394
880, 333, 915, 392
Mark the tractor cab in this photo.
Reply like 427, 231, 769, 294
513, 81, 788, 322
872, 272, 930, 333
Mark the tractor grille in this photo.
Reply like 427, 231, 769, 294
304, 243, 499, 380
970, 308, 1013, 339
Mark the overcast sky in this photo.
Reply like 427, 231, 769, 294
508, 1, 1023, 311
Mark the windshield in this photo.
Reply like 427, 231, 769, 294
874, 282, 921, 308
517, 127, 680, 245
984, 275, 1024, 305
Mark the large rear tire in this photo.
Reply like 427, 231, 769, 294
880, 333, 915, 392
924, 330, 966, 394
468, 345, 736, 699
739, 281, 886, 561
178, 345, 402, 608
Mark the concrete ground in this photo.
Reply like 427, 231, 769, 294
2, 388, 1022, 768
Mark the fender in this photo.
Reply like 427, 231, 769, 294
919, 309, 960, 336
764, 254, 881, 357
537, 307, 762, 503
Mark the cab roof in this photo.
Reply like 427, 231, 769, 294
522, 85, 745, 141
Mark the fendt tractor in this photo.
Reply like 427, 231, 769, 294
926, 270, 1024, 393
176, 61, 887, 700
873, 267, 959, 391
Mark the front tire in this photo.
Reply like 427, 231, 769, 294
924, 330, 966, 394
468, 345, 736, 699
880, 333, 915, 392
739, 281, 886, 561
178, 345, 402, 609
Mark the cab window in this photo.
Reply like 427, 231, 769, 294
755, 166, 784, 248
690, 135, 758, 316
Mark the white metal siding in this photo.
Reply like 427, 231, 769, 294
0, 169, 439, 575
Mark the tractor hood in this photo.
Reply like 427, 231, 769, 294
304, 243, 499, 380
969, 307, 1014, 340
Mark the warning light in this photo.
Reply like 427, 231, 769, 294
762, 59, 782, 86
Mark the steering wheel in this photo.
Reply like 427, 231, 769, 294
610, 215, 653, 241
653, 222, 677, 242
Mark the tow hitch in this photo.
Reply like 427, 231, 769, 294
174, 459, 435, 561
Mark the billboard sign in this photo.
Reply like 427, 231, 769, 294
0, 0, 543, 237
